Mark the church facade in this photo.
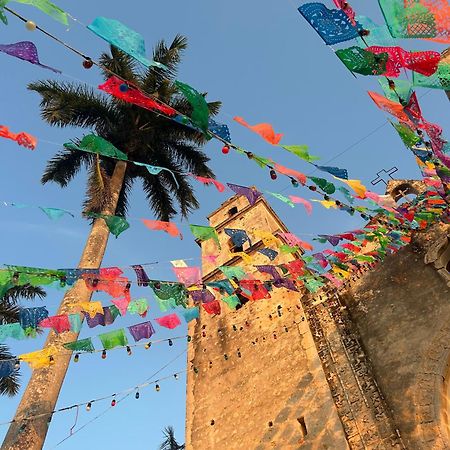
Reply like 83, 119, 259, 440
185, 180, 450, 449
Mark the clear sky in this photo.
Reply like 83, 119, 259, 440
0, 0, 449, 448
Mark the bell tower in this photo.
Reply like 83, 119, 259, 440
185, 192, 348, 449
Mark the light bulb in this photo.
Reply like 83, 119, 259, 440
86, 402, 92, 411
155, 384, 160, 392
74, 353, 79, 363
126, 346, 132, 356
144, 342, 151, 349
101, 350, 107, 359
25, 20, 37, 31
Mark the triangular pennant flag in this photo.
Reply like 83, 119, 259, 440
189, 224, 220, 249
233, 116, 283, 145
288, 196, 312, 214
193, 175, 225, 192
141, 219, 182, 238
88, 17, 164, 68
226, 183, 262, 206
88, 213, 130, 238
175, 81, 209, 132
314, 165, 348, 180
63, 338, 95, 353
0, 41, 61, 73
13, 0, 68, 25
265, 191, 295, 207
280, 145, 319, 162
39, 207, 74, 220
64, 135, 128, 160
311, 199, 338, 209
155, 313, 181, 329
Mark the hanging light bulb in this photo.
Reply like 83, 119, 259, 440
82, 58, 94, 69
126, 346, 132, 356
86, 402, 92, 412
221, 145, 230, 154
291, 178, 299, 188
193, 367, 199, 374
119, 83, 129, 92
308, 185, 316, 191
224, 354, 228, 360
14, 360, 20, 370
144, 342, 152, 350
269, 169, 277, 180
111, 398, 116, 407
155, 384, 160, 392
174, 373, 179, 380
101, 350, 107, 359
168, 339, 173, 347
25, 20, 37, 31
49, 355, 55, 365
187, 335, 192, 342
135, 391, 140, 400
246, 152, 254, 159
74, 353, 80, 363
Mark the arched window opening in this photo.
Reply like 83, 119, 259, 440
391, 183, 419, 206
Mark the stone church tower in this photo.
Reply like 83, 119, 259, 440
185, 180, 450, 449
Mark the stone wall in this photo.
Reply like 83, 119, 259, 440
342, 224, 450, 449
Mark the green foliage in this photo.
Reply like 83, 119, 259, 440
0, 285, 46, 397
159, 426, 185, 450
28, 36, 221, 221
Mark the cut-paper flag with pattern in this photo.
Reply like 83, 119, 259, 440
413, 60, 450, 91
366, 46, 440, 77
39, 207, 74, 221
63, 338, 95, 353
273, 163, 307, 185
378, 0, 450, 43
288, 196, 313, 214
173, 267, 202, 287
298, 3, 363, 45
65, 135, 128, 160
280, 145, 319, 162
336, 47, 389, 76
155, 313, 181, 329
224, 229, 251, 248
128, 321, 154, 342
0, 41, 61, 73
193, 175, 225, 192
202, 300, 221, 315
189, 224, 220, 248
175, 81, 209, 132
227, 183, 262, 206
279, 232, 313, 251
0, 125, 36, 150
233, 116, 283, 145
265, 192, 294, 208
99, 76, 176, 116
88, 17, 165, 68
99, 329, 128, 350
142, 219, 182, 238
180, 307, 200, 323
87, 213, 130, 238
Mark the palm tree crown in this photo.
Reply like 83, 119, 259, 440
29, 35, 221, 220
0, 285, 46, 396
159, 426, 185, 450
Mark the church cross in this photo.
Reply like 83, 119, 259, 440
370, 167, 398, 186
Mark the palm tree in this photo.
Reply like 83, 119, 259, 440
0, 285, 46, 397
159, 426, 185, 450
3, 36, 220, 450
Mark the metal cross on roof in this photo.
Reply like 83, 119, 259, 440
370, 167, 398, 186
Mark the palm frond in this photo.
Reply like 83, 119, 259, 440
167, 141, 214, 178
0, 345, 20, 397
140, 170, 177, 221
142, 35, 188, 94
2, 285, 46, 303
99, 46, 140, 84
0, 303, 19, 324
28, 80, 118, 133
159, 426, 185, 450
41, 148, 93, 187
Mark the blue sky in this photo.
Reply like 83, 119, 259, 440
0, 0, 449, 448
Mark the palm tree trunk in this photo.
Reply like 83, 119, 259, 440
2, 160, 127, 450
